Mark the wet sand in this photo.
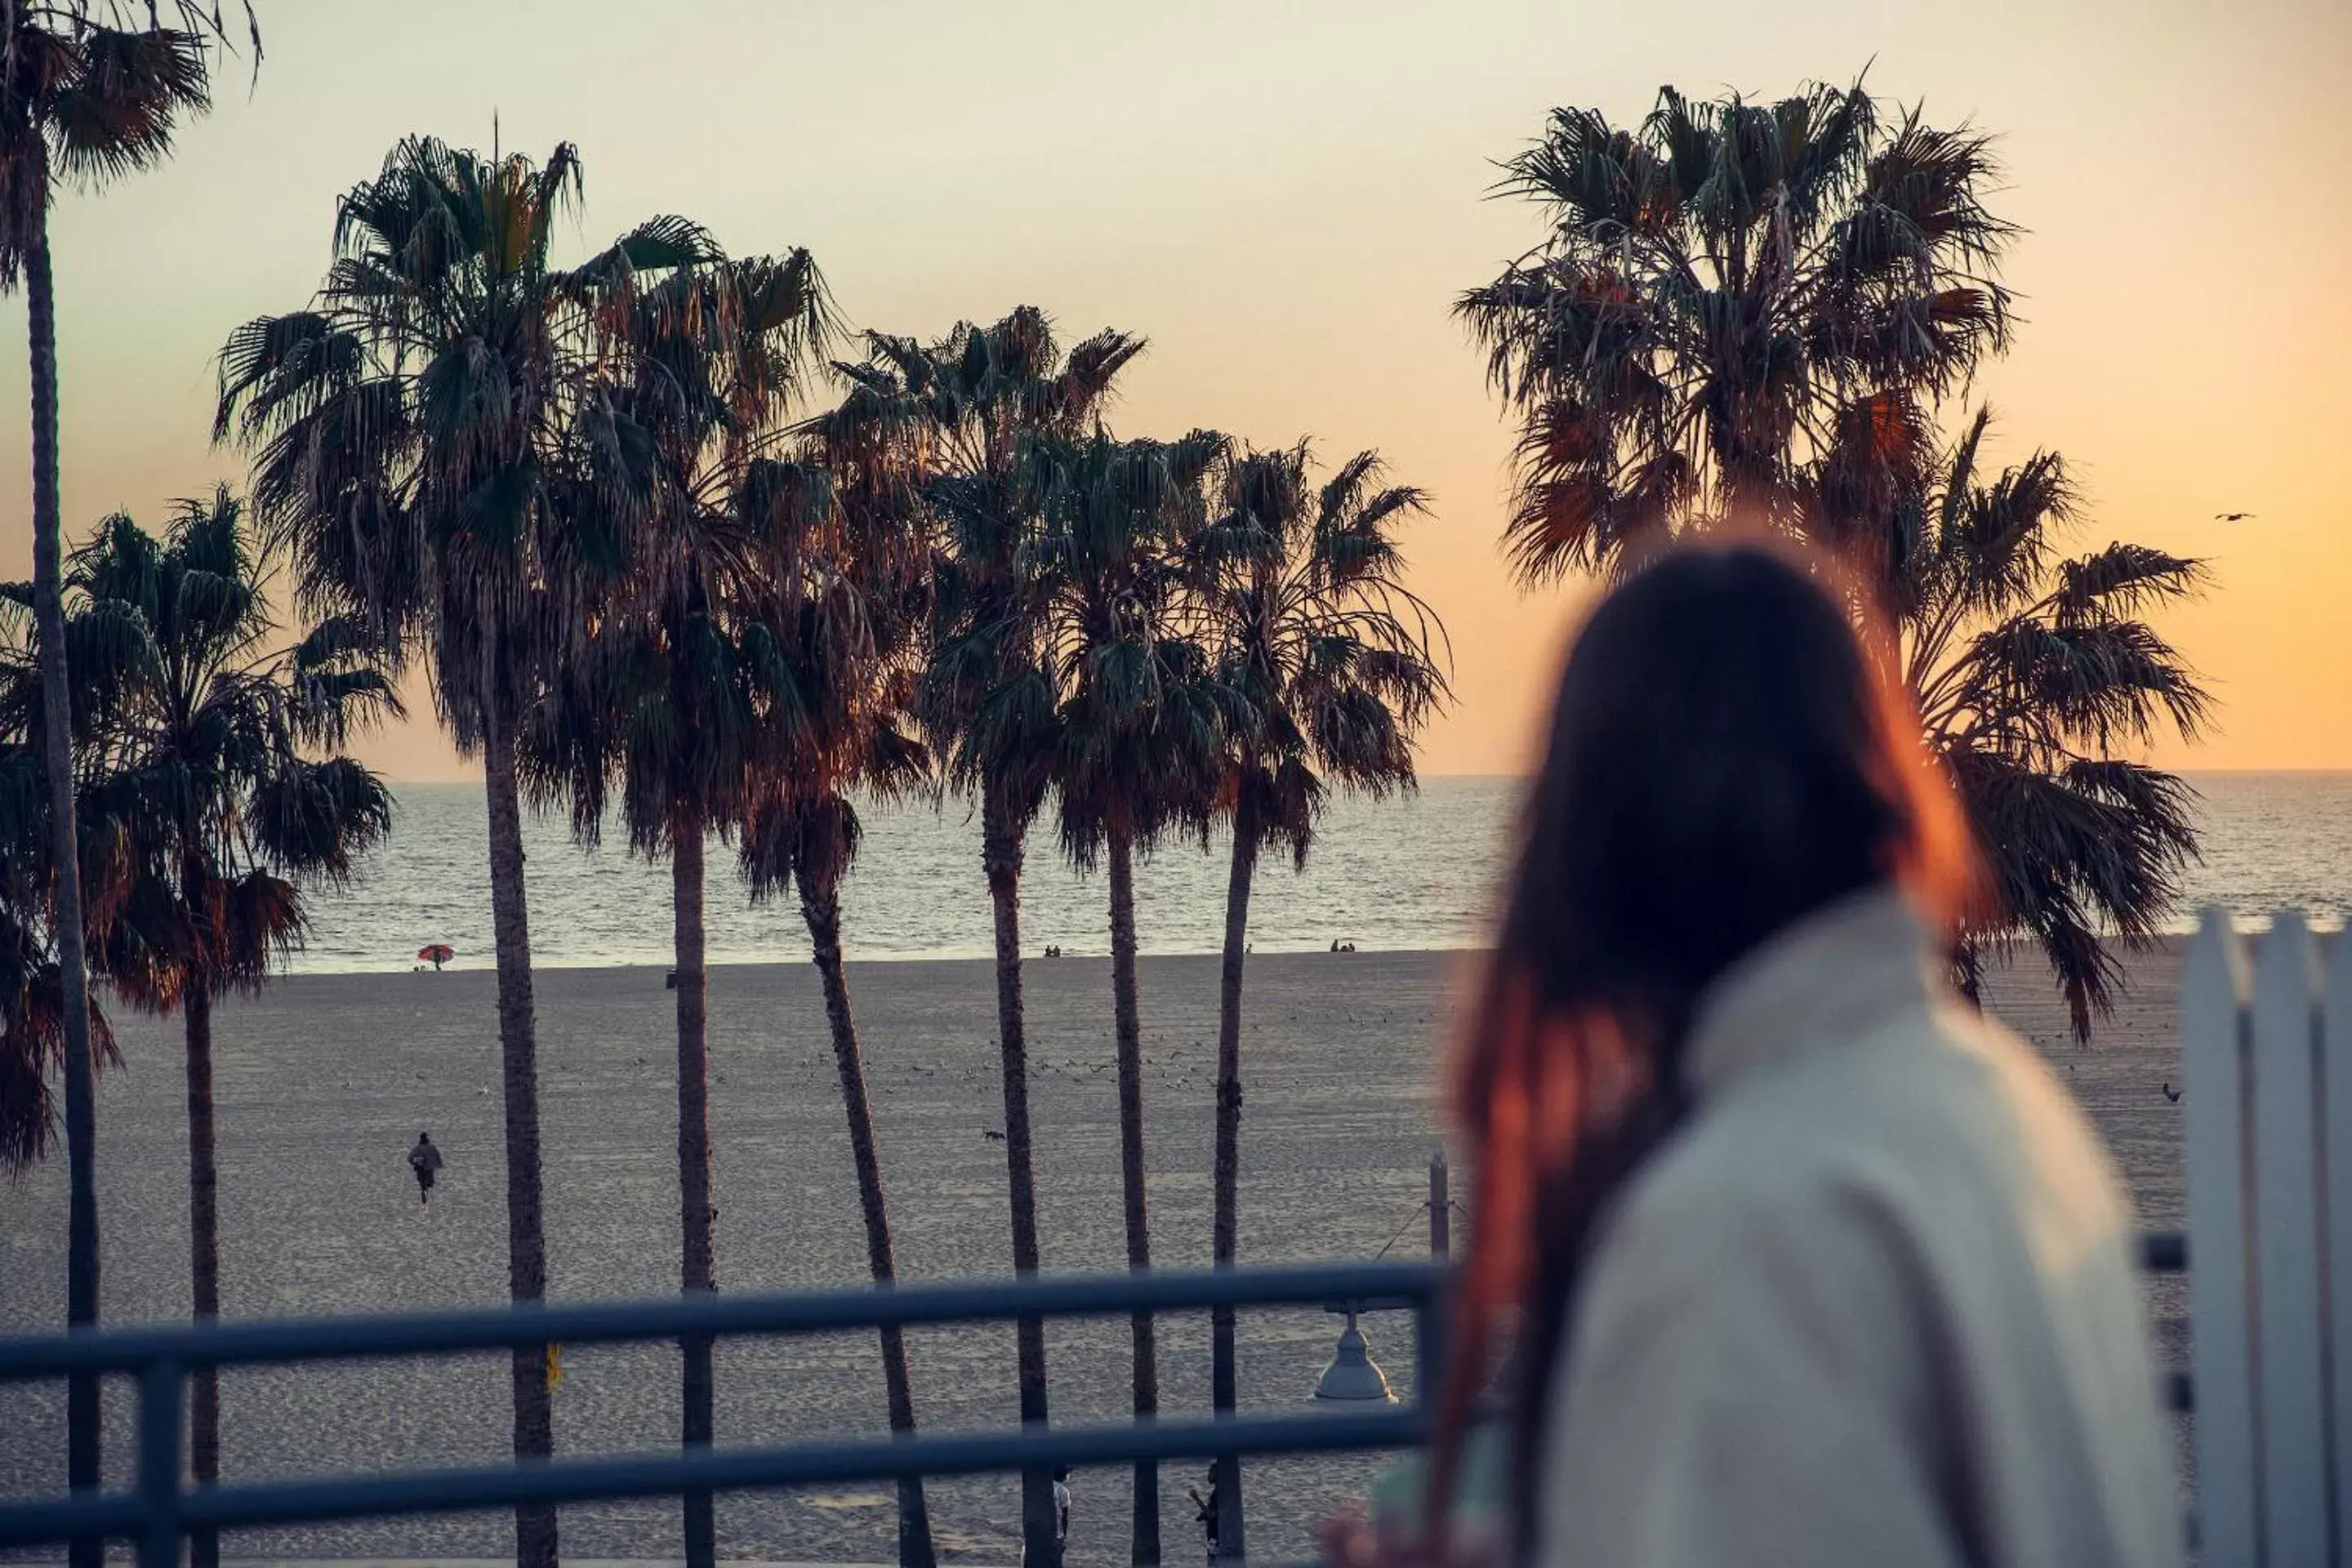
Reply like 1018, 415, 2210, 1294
0, 943, 2189, 1562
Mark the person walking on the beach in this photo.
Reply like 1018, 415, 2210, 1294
407, 1132, 443, 1205
1321, 541, 2176, 1568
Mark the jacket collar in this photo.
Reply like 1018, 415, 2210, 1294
1683, 885, 1942, 1104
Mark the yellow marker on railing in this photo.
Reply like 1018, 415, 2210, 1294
546, 1343, 563, 1391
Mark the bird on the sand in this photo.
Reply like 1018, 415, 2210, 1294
2162, 1081, 2183, 1102
982, 1129, 1006, 1142
2214, 512, 2256, 522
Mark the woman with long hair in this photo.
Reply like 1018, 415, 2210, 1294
1333, 542, 2176, 1566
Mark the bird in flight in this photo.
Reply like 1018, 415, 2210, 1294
2214, 511, 2256, 522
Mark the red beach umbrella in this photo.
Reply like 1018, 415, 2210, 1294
418, 943, 455, 971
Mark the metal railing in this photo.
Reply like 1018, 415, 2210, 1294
0, 1229, 2194, 1567
0, 1260, 1446, 1568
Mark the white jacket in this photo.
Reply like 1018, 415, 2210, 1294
1536, 889, 2180, 1568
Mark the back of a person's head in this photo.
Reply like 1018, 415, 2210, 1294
1496, 539, 1970, 1046
1433, 537, 1977, 1542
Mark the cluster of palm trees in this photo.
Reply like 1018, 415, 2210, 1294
0, 491, 397, 1568
0, 11, 1443, 1567
207, 134, 1443, 1568
0, 7, 260, 1567
0, 106, 1445, 1568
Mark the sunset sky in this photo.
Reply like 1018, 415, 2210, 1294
8, 0, 2345, 780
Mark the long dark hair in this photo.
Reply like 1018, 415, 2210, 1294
1428, 540, 1976, 1548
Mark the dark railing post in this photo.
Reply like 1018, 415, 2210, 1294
138, 1357, 185, 1568
1428, 1154, 1449, 1259
1421, 1152, 1450, 1432
1415, 1272, 1448, 1438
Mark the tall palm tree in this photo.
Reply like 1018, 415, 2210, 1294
0, 752, 78, 1171
822, 306, 1142, 1568
1029, 425, 1227, 1568
65, 493, 394, 1568
1, 8, 250, 1536
1187, 443, 1445, 1549
216, 135, 657, 1568
1460, 78, 2207, 1027
1456, 75, 2011, 568
528, 239, 832, 1568
0, 590, 122, 1176
737, 427, 939, 1567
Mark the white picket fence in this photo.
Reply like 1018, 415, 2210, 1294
2183, 908, 2352, 1565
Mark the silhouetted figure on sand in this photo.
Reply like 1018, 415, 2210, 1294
1188, 1467, 1221, 1566
408, 1132, 443, 1205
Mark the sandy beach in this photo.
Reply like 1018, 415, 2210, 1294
0, 942, 2189, 1563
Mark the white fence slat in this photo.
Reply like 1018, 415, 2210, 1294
2328, 927, 2352, 1561
2253, 913, 2330, 1565
2187, 909, 2260, 1566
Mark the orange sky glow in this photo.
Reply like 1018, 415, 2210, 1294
9, 0, 2346, 781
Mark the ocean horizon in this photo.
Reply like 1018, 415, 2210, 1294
287, 771, 2352, 975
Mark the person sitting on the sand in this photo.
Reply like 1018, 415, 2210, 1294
408, 1132, 443, 1205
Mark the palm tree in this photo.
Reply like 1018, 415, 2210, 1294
64, 493, 394, 1568
1028, 425, 1227, 1567
1456, 75, 2011, 568
737, 425, 939, 1566
528, 240, 832, 1568
0, 759, 77, 1171
0, 590, 122, 1176
822, 306, 1142, 1568
216, 135, 657, 1568
1187, 443, 1445, 1549
1, 8, 250, 1536
1460, 78, 2207, 1027
1850, 408, 2209, 1036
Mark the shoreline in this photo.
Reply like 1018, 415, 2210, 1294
278, 925, 2284, 978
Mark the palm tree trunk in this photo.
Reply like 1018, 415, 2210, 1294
1107, 822, 1160, 1568
671, 817, 716, 1568
982, 785, 1060, 1568
802, 872, 937, 1568
27, 219, 102, 1568
1208, 804, 1258, 1565
482, 701, 558, 1568
184, 979, 223, 1568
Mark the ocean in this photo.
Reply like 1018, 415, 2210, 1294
287, 772, 2352, 974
